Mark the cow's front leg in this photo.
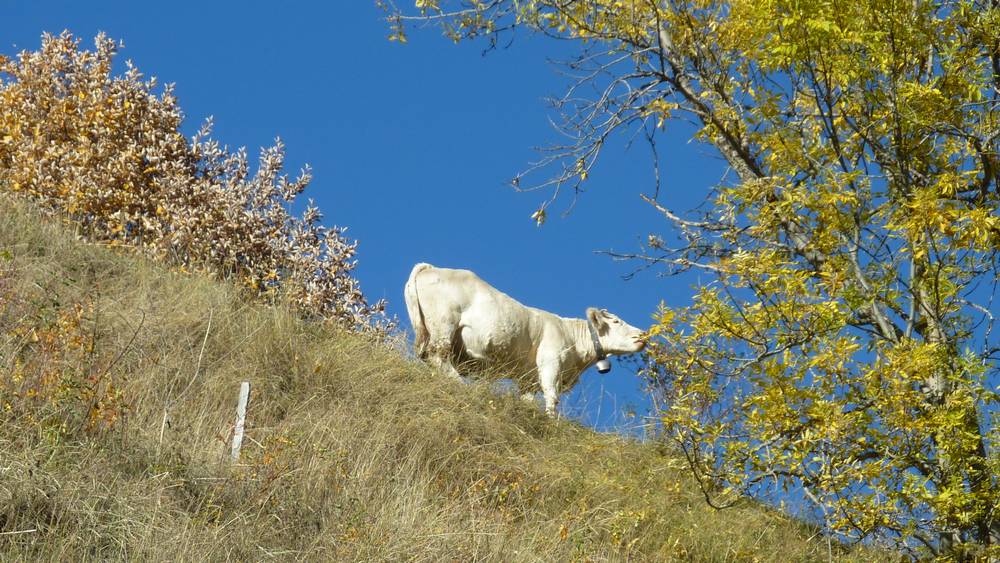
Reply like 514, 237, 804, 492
538, 362, 560, 417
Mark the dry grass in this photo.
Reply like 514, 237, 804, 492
0, 197, 874, 561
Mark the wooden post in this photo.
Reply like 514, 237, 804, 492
231, 381, 250, 463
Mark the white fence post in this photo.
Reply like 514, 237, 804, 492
231, 381, 251, 463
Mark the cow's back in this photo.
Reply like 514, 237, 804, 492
413, 265, 539, 365
413, 266, 487, 311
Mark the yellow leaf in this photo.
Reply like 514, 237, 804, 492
531, 208, 546, 226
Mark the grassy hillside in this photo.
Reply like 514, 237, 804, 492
0, 197, 868, 561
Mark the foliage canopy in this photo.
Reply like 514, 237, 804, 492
386, 0, 1000, 557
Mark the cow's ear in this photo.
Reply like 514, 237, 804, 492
587, 307, 610, 335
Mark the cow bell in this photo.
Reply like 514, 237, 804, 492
595, 358, 612, 374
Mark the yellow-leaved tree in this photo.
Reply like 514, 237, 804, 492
385, 0, 999, 557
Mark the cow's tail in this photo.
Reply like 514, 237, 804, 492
404, 263, 433, 359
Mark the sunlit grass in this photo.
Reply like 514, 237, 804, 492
0, 197, 874, 561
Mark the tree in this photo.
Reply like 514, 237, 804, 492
384, 0, 1000, 557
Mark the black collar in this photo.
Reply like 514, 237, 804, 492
587, 319, 606, 361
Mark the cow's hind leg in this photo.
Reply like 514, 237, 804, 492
516, 380, 538, 405
428, 353, 463, 381
422, 320, 465, 381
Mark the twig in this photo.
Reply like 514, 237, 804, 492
180, 309, 214, 400
0, 528, 37, 536
79, 309, 146, 432
158, 310, 214, 454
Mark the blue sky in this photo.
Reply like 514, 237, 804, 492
2, 1, 726, 430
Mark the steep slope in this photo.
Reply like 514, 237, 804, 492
0, 197, 866, 561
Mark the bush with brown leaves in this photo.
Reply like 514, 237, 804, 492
0, 32, 386, 330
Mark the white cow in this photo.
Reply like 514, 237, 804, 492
403, 263, 645, 416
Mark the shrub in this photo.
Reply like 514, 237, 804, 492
0, 32, 385, 330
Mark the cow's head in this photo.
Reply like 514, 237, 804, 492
586, 307, 646, 355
